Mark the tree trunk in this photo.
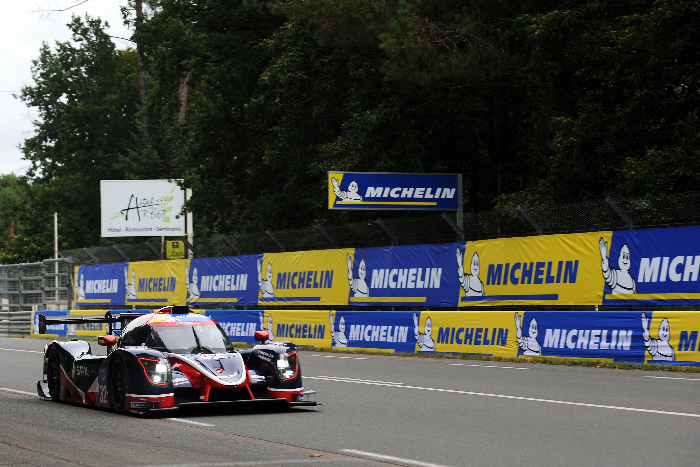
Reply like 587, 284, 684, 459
134, 0, 147, 126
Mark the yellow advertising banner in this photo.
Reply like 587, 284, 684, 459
457, 231, 612, 306
414, 310, 519, 356
69, 309, 108, 337
257, 249, 353, 306
643, 311, 700, 365
126, 259, 189, 306
259, 310, 333, 348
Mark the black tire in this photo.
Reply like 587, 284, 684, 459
47, 348, 61, 401
110, 357, 127, 414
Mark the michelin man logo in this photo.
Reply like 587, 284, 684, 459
332, 177, 363, 202
600, 238, 637, 294
257, 259, 275, 298
329, 312, 348, 347
259, 311, 276, 341
125, 267, 137, 300
515, 313, 541, 356
185, 263, 200, 299
76, 273, 86, 300
413, 312, 435, 352
457, 248, 484, 296
641, 312, 675, 361
347, 254, 369, 297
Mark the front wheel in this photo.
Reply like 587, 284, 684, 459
110, 357, 127, 414
47, 348, 61, 401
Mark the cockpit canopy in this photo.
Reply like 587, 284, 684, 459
119, 313, 234, 354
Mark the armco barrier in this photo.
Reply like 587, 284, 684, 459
207, 309, 700, 366
0, 311, 32, 336
28, 308, 700, 366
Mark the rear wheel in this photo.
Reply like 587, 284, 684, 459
47, 349, 61, 401
110, 357, 127, 414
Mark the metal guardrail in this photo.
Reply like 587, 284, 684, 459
0, 311, 32, 337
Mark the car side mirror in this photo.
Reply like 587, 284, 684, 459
254, 330, 269, 343
98, 335, 117, 346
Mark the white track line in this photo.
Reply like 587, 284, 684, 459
0, 388, 39, 397
130, 460, 366, 467
451, 363, 525, 370
342, 449, 453, 467
167, 418, 215, 427
311, 354, 368, 360
0, 347, 43, 354
643, 375, 700, 381
307, 376, 700, 418
316, 376, 406, 385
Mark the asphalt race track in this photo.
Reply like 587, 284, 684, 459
1, 337, 699, 467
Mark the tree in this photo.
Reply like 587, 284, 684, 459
512, 0, 700, 201
0, 174, 29, 248
5, 15, 142, 262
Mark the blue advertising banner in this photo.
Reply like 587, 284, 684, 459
515, 311, 646, 363
206, 309, 262, 345
348, 243, 461, 307
601, 225, 700, 305
328, 172, 461, 210
329, 310, 416, 352
74, 263, 127, 306
187, 256, 259, 306
32, 310, 70, 336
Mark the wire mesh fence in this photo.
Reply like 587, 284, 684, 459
57, 191, 700, 264
0, 259, 73, 312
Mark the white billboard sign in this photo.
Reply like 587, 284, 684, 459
101, 180, 186, 237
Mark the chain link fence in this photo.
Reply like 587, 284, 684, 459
56, 191, 700, 264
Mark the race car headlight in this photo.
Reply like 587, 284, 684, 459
276, 352, 298, 381
139, 358, 171, 386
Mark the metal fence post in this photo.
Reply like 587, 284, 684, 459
316, 225, 338, 249
266, 230, 285, 252
182, 239, 199, 257
606, 196, 634, 229
375, 219, 399, 246
517, 205, 543, 235
113, 244, 130, 261
145, 241, 163, 260
441, 213, 465, 242
220, 234, 241, 255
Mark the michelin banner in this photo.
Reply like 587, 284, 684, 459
602, 225, 700, 305
186, 256, 258, 306
206, 309, 332, 348
257, 250, 352, 306
126, 259, 188, 306
458, 231, 610, 306
74, 263, 127, 306
328, 172, 461, 211
75, 224, 700, 307
349, 243, 461, 307
32, 308, 700, 365
207, 309, 700, 365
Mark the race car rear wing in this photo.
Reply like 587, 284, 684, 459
37, 310, 146, 335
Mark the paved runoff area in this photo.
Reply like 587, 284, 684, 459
1, 337, 699, 467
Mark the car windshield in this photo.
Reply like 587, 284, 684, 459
146, 323, 234, 354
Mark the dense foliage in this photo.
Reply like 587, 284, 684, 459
3, 0, 699, 262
